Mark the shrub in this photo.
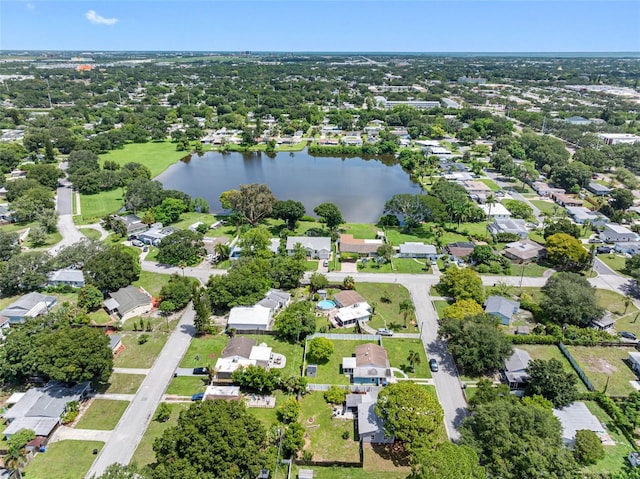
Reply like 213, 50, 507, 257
324, 385, 347, 405
138, 333, 150, 345
342, 430, 350, 439
307, 337, 334, 363
573, 430, 605, 465
154, 403, 171, 422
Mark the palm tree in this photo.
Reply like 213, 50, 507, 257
5, 445, 28, 479
485, 194, 496, 220
399, 299, 415, 329
624, 295, 633, 315
214, 243, 231, 261
407, 350, 421, 373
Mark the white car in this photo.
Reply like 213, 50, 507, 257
377, 328, 394, 336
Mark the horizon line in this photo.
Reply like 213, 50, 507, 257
2, 50, 639, 55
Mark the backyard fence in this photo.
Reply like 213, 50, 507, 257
306, 384, 381, 393
306, 333, 380, 341
558, 342, 595, 391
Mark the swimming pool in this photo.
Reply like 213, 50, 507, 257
317, 300, 336, 310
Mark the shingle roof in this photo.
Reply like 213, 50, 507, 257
504, 348, 531, 373
222, 337, 257, 359
108, 286, 151, 315
355, 343, 389, 368
47, 269, 85, 284
0, 292, 57, 319
333, 290, 366, 308
485, 296, 520, 320
399, 242, 437, 255
285, 236, 331, 252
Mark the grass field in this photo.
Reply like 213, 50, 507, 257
432, 300, 450, 319
133, 270, 172, 297
166, 376, 208, 396
133, 402, 188, 467
478, 178, 501, 191
482, 261, 551, 277
24, 440, 104, 479
75, 399, 129, 430
243, 334, 304, 378
515, 344, 587, 391
80, 227, 102, 241
299, 392, 360, 462
307, 339, 373, 385
113, 331, 169, 369
356, 283, 418, 332
566, 346, 637, 396
179, 334, 229, 368
94, 373, 146, 395
89, 309, 112, 325
382, 338, 432, 378
287, 465, 407, 479
78, 188, 124, 223
529, 200, 559, 215
99, 141, 189, 177
358, 257, 430, 274
597, 254, 629, 276
26, 230, 62, 248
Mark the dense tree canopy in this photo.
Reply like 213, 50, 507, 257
313, 202, 344, 231
273, 301, 316, 343
540, 272, 603, 326
207, 258, 272, 311
0, 251, 52, 295
272, 199, 306, 229
152, 400, 268, 479
159, 274, 194, 310
84, 246, 141, 292
545, 233, 590, 271
526, 359, 578, 408
437, 267, 484, 304
543, 219, 581, 239
0, 230, 21, 261
220, 183, 277, 226
409, 442, 486, 479
157, 230, 205, 266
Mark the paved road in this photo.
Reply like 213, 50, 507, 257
484, 170, 543, 222
50, 179, 84, 256
86, 305, 196, 478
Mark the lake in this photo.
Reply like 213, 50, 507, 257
155, 149, 421, 223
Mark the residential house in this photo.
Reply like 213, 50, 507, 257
342, 343, 392, 386
503, 239, 546, 263
137, 226, 175, 246
587, 181, 611, 196
460, 180, 492, 197
398, 242, 438, 259
0, 292, 57, 324
484, 295, 520, 325
441, 98, 462, 109
424, 146, 452, 158
566, 206, 609, 227
600, 223, 638, 243
338, 234, 382, 257
531, 182, 565, 198
597, 133, 640, 146
564, 116, 592, 126
108, 334, 124, 356
551, 193, 583, 208
629, 351, 640, 375
227, 305, 272, 331
257, 289, 291, 313
591, 313, 614, 331
203, 385, 241, 401
215, 337, 258, 380
479, 203, 512, 220
335, 302, 371, 327
615, 242, 640, 255
553, 402, 606, 447
445, 241, 475, 259
341, 135, 363, 146
503, 348, 532, 389
47, 269, 86, 288
333, 290, 367, 308
114, 214, 147, 236
488, 219, 529, 239
230, 238, 279, 260
285, 236, 331, 260
346, 390, 394, 444
3, 382, 91, 440
0, 204, 13, 223
104, 286, 152, 322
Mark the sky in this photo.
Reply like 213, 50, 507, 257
1, 1, 639, 52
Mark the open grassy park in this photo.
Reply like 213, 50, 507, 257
25, 440, 104, 479
99, 141, 189, 177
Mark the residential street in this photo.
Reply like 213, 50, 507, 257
50, 178, 84, 256
86, 305, 196, 478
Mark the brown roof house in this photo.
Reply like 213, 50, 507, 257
503, 239, 546, 263
333, 290, 366, 308
339, 234, 383, 257
445, 241, 475, 259
342, 343, 392, 386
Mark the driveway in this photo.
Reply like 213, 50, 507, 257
50, 179, 85, 256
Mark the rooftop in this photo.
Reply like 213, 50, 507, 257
553, 402, 605, 446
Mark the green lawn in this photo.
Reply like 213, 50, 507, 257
94, 373, 146, 394
597, 254, 629, 276
80, 227, 102, 241
99, 141, 189, 177
595, 289, 638, 317
288, 465, 407, 479
583, 400, 635, 475
482, 261, 551, 277
358, 258, 430, 274
382, 338, 431, 378
566, 346, 637, 396
307, 339, 373, 385
306, 260, 320, 271
432, 300, 450, 320
78, 188, 124, 223
529, 200, 559, 215
179, 334, 229, 368
89, 309, 113, 325
24, 440, 104, 479
113, 332, 169, 369
355, 283, 418, 332
243, 334, 304, 378
340, 223, 379, 239
515, 345, 586, 391
26, 230, 62, 248
75, 399, 129, 430
299, 392, 360, 462
133, 270, 172, 298
0, 220, 37, 234
133, 402, 189, 467
166, 376, 208, 395
478, 178, 501, 191
249, 390, 284, 428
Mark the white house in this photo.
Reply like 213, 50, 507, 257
553, 402, 606, 447
47, 269, 86, 288
227, 305, 272, 331
488, 219, 529, 239
285, 236, 331, 259
398, 242, 438, 259
600, 224, 638, 243
566, 207, 608, 227
479, 203, 511, 220
335, 302, 371, 327
597, 133, 640, 146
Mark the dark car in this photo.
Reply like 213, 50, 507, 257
429, 359, 439, 372
191, 392, 204, 401
192, 367, 208, 375
596, 246, 612, 254
620, 331, 638, 340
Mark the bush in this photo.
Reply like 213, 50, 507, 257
324, 385, 347, 405
342, 430, 350, 439
138, 334, 150, 345
154, 403, 171, 422
573, 430, 605, 465
307, 337, 334, 363
277, 397, 301, 424
495, 232, 521, 242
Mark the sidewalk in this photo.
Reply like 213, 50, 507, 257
49, 426, 112, 443
112, 367, 151, 375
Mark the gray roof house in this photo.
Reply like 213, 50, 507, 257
553, 402, 605, 447
114, 214, 147, 235
3, 381, 91, 439
105, 286, 152, 322
257, 289, 291, 313
47, 269, 85, 288
587, 181, 611, 196
488, 219, 528, 239
484, 295, 520, 325
0, 292, 57, 324
346, 389, 394, 444
285, 236, 331, 259
398, 242, 438, 259
503, 348, 531, 390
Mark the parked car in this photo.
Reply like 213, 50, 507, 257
192, 367, 208, 375
323, 260, 329, 267
132, 240, 144, 247
620, 331, 637, 340
429, 359, 439, 372
596, 246, 612, 254
191, 392, 204, 401
588, 238, 602, 244
143, 246, 149, 252
377, 328, 393, 337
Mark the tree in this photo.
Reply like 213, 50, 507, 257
85, 247, 140, 292
611, 188, 634, 211
28, 225, 47, 247
154, 402, 171, 422
5, 429, 34, 479
439, 314, 513, 376
0, 230, 20, 261
274, 301, 316, 343
409, 442, 486, 479
281, 422, 305, 457
544, 219, 581, 239
214, 242, 231, 261
272, 199, 306, 229
375, 382, 445, 452
159, 274, 193, 310
54, 240, 106, 270
545, 233, 590, 271
314, 202, 344, 231
309, 272, 329, 293
437, 267, 484, 304
26, 163, 64, 190
78, 285, 104, 312
342, 275, 355, 290
277, 397, 301, 424
219, 183, 277, 226
193, 287, 212, 335
376, 243, 395, 263
384, 194, 429, 229
407, 350, 421, 372
239, 226, 272, 257
270, 254, 307, 290
324, 385, 347, 405
470, 245, 497, 265
502, 199, 533, 220
152, 400, 267, 479
622, 391, 640, 428
573, 429, 605, 465
152, 197, 188, 224
231, 365, 281, 393
525, 359, 578, 408
442, 299, 484, 321
625, 254, 640, 281
0, 251, 52, 295
540, 272, 603, 326
157, 229, 205, 266
207, 258, 272, 311
399, 299, 415, 329
307, 337, 334, 363
92, 464, 149, 479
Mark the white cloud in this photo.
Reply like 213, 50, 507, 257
85, 10, 119, 26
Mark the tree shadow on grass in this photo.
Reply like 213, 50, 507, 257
370, 443, 411, 467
